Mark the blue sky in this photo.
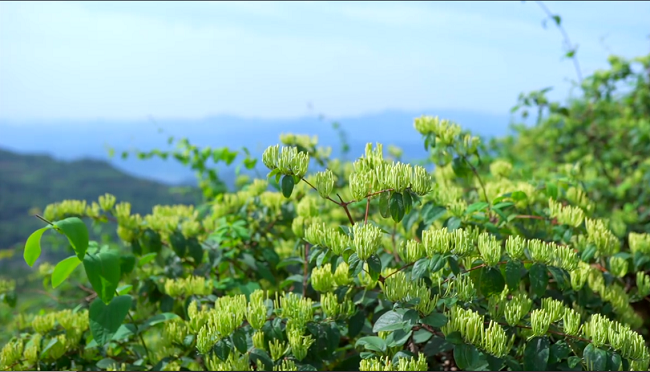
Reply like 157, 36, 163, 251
0, 1, 648, 121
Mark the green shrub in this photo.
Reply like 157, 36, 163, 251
1, 53, 649, 371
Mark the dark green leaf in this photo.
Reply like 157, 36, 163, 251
403, 191, 413, 215
446, 217, 462, 231
89, 296, 133, 346
281, 175, 294, 198
373, 311, 404, 332
379, 191, 390, 218
454, 343, 482, 370
389, 192, 405, 223
429, 254, 447, 273
366, 255, 382, 275
356, 336, 387, 353
480, 267, 506, 297
169, 231, 187, 258
529, 263, 549, 298
83, 251, 121, 304
119, 254, 136, 276
424, 205, 447, 225
250, 348, 273, 371
421, 312, 448, 328
583, 343, 607, 371
505, 259, 524, 291
466, 202, 489, 215
232, 328, 248, 354
546, 182, 558, 199
524, 337, 550, 371
348, 311, 365, 338
412, 257, 430, 280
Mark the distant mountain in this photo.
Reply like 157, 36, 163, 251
0, 148, 202, 250
0, 109, 511, 184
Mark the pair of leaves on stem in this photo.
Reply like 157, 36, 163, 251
379, 191, 414, 223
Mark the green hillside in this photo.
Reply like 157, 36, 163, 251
0, 148, 202, 250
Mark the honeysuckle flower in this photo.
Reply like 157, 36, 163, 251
352, 223, 383, 261
548, 198, 585, 227
629, 232, 650, 255
608, 256, 629, 278
311, 264, 336, 293
315, 169, 335, 199
585, 218, 621, 257
490, 160, 513, 179
287, 328, 315, 361
637, 272, 650, 298
477, 232, 502, 267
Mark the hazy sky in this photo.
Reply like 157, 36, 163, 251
0, 1, 648, 121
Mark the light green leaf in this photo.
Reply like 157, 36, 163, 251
89, 296, 132, 346
52, 255, 82, 288
54, 217, 89, 260
84, 251, 121, 304
24, 226, 51, 267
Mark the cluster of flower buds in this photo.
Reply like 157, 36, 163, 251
637, 271, 650, 298
205, 350, 250, 371
296, 196, 319, 218
379, 272, 438, 314
43, 199, 88, 221
398, 239, 424, 264
321, 291, 355, 319
0, 339, 23, 369
287, 326, 315, 361
629, 232, 650, 255
442, 306, 513, 358
259, 191, 286, 214
195, 296, 247, 354
565, 186, 595, 214
315, 170, 335, 199
0, 280, 14, 295
263, 145, 310, 178
303, 222, 351, 256
352, 223, 384, 260
608, 256, 629, 278
489, 160, 513, 179
163, 318, 189, 346
524, 239, 580, 271
98, 193, 117, 211
421, 228, 472, 258
414, 116, 462, 146
311, 264, 336, 293
477, 233, 502, 266
548, 198, 585, 227
503, 292, 533, 326
274, 292, 314, 332
585, 218, 621, 257
582, 313, 649, 367
360, 354, 428, 371
164, 276, 213, 297
268, 337, 289, 361
247, 289, 269, 330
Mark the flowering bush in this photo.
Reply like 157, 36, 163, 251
1, 53, 649, 371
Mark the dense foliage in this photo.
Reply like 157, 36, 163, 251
0, 53, 649, 372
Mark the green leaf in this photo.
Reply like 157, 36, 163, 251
389, 192, 405, 223
366, 255, 382, 275
454, 343, 482, 370
479, 267, 506, 297
142, 313, 179, 329
116, 284, 132, 295
250, 348, 273, 371
139, 228, 162, 254
84, 251, 121, 304
373, 311, 404, 333
378, 191, 390, 219
187, 238, 204, 265
356, 336, 387, 353
411, 257, 430, 280
232, 328, 248, 354
446, 217, 461, 231
281, 174, 295, 198
349, 311, 365, 338
89, 296, 133, 346
552, 15, 561, 25
423, 205, 447, 225
524, 336, 550, 371
402, 191, 413, 215
138, 252, 157, 267
505, 259, 524, 291
54, 217, 89, 260
429, 254, 447, 273
466, 202, 489, 215
169, 231, 187, 258
546, 182, 558, 199
529, 263, 549, 298
421, 312, 448, 328
24, 226, 51, 267
583, 343, 607, 371
119, 254, 136, 276
51, 255, 82, 288
605, 350, 622, 371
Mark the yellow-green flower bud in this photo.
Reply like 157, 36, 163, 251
581, 314, 609, 347
505, 235, 525, 260
530, 309, 552, 337
269, 338, 289, 361
333, 262, 351, 286
247, 290, 269, 330
629, 232, 650, 255
252, 330, 266, 350
263, 145, 280, 170
315, 170, 335, 199
311, 264, 336, 293
274, 359, 299, 371
562, 308, 581, 336
287, 328, 315, 361
490, 160, 512, 179
608, 256, 628, 278
541, 298, 565, 323
399, 239, 425, 264
396, 353, 428, 371
477, 232, 502, 267
637, 272, 650, 298
352, 223, 383, 261
570, 262, 590, 291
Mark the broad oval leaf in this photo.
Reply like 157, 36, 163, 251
54, 217, 89, 260
281, 174, 294, 198
89, 295, 133, 346
52, 255, 82, 288
389, 192, 405, 223
84, 251, 121, 304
